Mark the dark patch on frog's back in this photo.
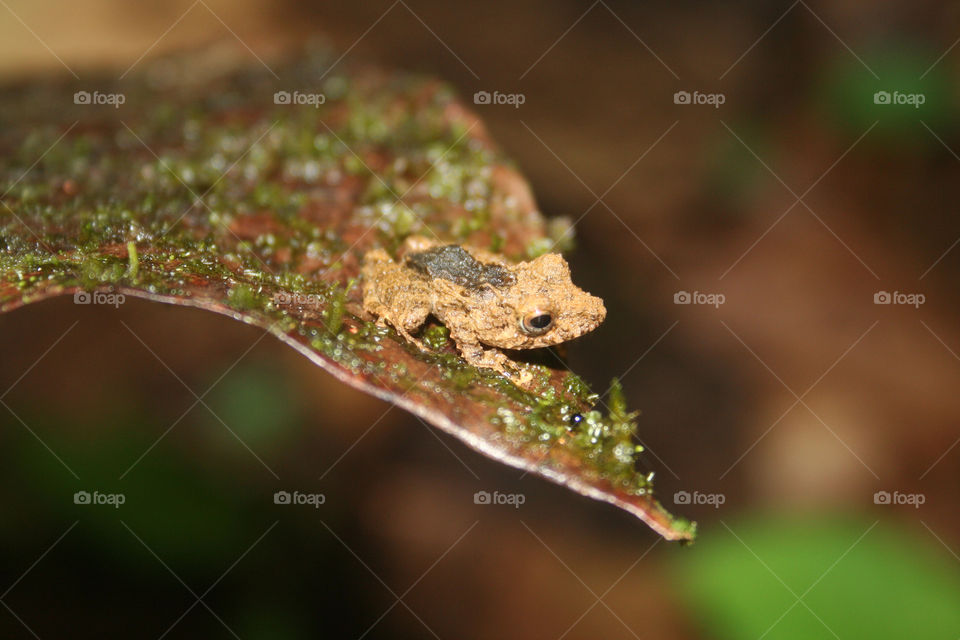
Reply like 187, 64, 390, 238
405, 245, 516, 290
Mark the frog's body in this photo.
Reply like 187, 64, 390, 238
361, 236, 606, 383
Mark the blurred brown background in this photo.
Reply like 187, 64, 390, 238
1, 1, 959, 638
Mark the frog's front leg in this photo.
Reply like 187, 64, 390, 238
383, 303, 432, 352
449, 329, 533, 387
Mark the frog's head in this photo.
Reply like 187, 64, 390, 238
488, 253, 606, 349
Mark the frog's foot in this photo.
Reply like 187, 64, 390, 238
368, 313, 427, 352
506, 366, 534, 388
457, 341, 534, 388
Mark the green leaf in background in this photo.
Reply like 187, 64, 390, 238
206, 362, 303, 451
818, 41, 952, 143
672, 514, 960, 640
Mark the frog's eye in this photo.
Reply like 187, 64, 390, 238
520, 309, 554, 336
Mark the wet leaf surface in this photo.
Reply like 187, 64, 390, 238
0, 47, 694, 541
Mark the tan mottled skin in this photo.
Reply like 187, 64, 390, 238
361, 236, 606, 384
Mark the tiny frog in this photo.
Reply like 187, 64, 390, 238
361, 236, 606, 384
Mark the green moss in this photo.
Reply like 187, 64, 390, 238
126, 241, 139, 279
491, 376, 654, 495
546, 217, 576, 253
606, 378, 639, 436
324, 285, 346, 335
525, 237, 554, 258
421, 325, 450, 350
227, 284, 264, 311
80, 253, 127, 287
564, 371, 599, 406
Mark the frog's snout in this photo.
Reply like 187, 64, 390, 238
553, 292, 606, 341
583, 295, 607, 334
588, 294, 606, 325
